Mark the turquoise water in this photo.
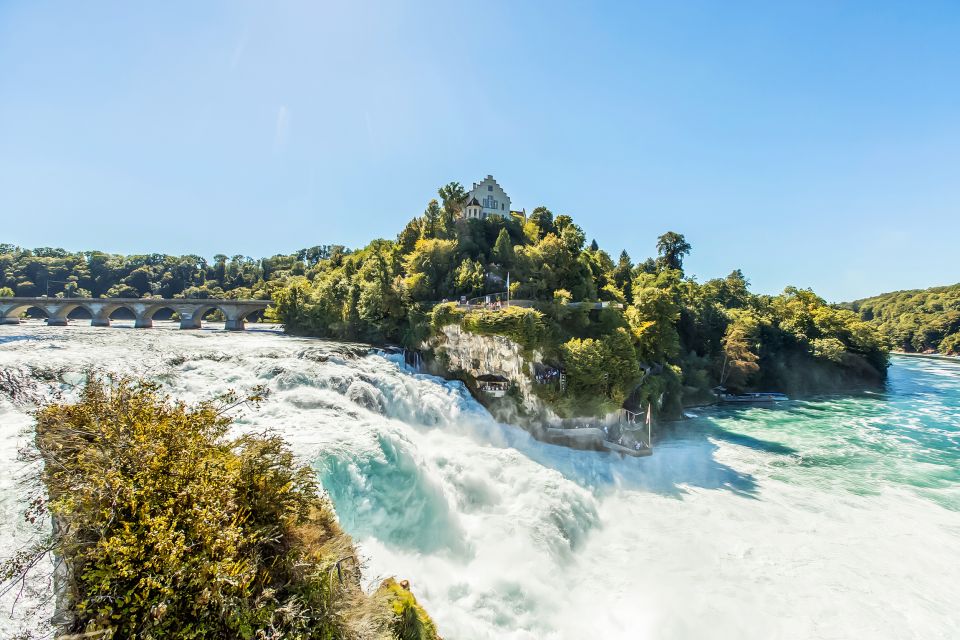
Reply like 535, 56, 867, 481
687, 355, 960, 509
2, 326, 959, 639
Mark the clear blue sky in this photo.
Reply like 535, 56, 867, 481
1, 1, 958, 301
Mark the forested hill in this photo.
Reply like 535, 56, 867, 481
0, 244, 343, 300
267, 182, 889, 415
1, 180, 890, 416
845, 283, 960, 355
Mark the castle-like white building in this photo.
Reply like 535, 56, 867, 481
461, 175, 512, 220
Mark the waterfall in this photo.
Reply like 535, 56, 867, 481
2, 323, 960, 639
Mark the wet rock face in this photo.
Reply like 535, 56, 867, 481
426, 325, 548, 420
436, 325, 526, 377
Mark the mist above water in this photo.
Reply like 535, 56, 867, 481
1, 322, 959, 639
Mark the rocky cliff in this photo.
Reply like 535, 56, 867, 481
423, 325, 643, 453
425, 323, 552, 424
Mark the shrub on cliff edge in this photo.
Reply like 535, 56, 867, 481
6, 376, 439, 640
460, 306, 547, 351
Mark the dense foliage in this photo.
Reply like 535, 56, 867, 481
1, 180, 891, 416
845, 283, 960, 355
459, 306, 548, 351
5, 377, 437, 640
0, 243, 345, 300
266, 181, 888, 415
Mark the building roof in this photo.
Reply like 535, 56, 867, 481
470, 175, 507, 194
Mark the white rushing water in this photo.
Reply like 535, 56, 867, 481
1, 322, 959, 639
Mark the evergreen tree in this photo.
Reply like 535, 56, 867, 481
492, 228, 514, 267
613, 250, 634, 303
422, 199, 442, 239
397, 218, 423, 254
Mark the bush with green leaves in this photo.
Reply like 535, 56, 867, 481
460, 306, 548, 351
6, 377, 439, 640
429, 302, 465, 334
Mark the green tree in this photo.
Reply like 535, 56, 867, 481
721, 311, 761, 389
655, 231, 692, 272
438, 181, 467, 218
602, 327, 641, 403
397, 218, 423, 254
554, 214, 573, 234
402, 238, 458, 301
940, 332, 960, 355
422, 199, 442, 239
561, 337, 609, 396
560, 224, 586, 253
528, 206, 555, 239
492, 228, 514, 267
612, 250, 633, 303
628, 270, 682, 362
453, 258, 485, 297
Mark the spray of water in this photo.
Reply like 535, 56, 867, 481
1, 322, 959, 639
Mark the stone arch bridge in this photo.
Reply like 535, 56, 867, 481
0, 297, 271, 331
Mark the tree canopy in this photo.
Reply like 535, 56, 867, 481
845, 283, 960, 355
0, 243, 339, 301
263, 183, 884, 416
1, 182, 891, 417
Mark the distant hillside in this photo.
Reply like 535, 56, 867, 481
845, 283, 960, 355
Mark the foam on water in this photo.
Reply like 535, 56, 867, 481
1, 322, 959, 639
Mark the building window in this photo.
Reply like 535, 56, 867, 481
488, 185, 493, 191
502, 204, 505, 210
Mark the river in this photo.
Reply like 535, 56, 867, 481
1, 321, 958, 639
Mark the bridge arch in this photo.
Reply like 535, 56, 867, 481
67, 305, 93, 320
89, 303, 141, 327
45, 301, 93, 325
214, 301, 270, 331
133, 304, 174, 329
0, 303, 50, 323
0, 301, 100, 326
139, 302, 215, 329
1, 303, 44, 319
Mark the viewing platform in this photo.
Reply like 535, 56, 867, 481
442, 296, 624, 311
543, 408, 652, 457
